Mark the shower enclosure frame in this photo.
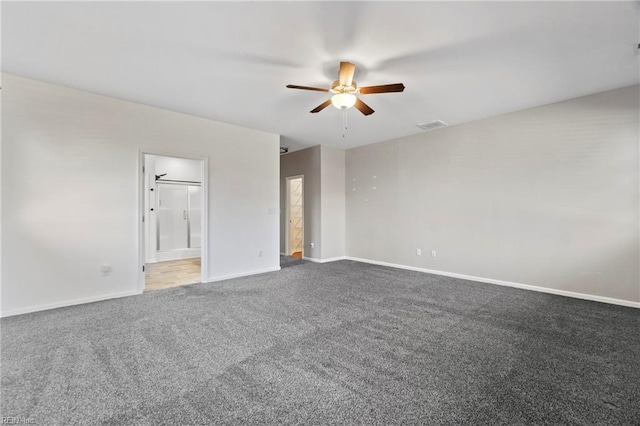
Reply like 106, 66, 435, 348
155, 180, 201, 252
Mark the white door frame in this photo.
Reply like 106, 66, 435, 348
138, 150, 209, 292
285, 175, 304, 257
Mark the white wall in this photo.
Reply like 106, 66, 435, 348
1, 74, 280, 316
346, 85, 640, 304
0, 88, 3, 309
152, 155, 202, 183
320, 145, 345, 260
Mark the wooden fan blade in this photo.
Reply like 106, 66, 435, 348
310, 99, 332, 113
339, 62, 356, 86
354, 98, 374, 116
286, 84, 329, 92
359, 83, 405, 94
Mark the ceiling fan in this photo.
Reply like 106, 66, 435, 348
286, 61, 405, 116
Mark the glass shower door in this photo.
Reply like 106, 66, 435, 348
188, 185, 202, 248
157, 183, 189, 251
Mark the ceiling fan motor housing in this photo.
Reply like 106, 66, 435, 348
331, 80, 358, 94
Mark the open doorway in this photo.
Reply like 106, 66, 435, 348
285, 175, 304, 259
141, 153, 207, 291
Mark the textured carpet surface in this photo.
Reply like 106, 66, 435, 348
1, 260, 639, 425
279, 255, 307, 268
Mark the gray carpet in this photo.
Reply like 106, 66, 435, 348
1, 260, 639, 425
279, 255, 306, 268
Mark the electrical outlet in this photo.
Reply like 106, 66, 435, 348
416, 249, 421, 256
431, 250, 437, 258
100, 265, 111, 277
310, 242, 315, 248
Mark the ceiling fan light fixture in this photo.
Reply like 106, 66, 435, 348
331, 93, 357, 110
287, 61, 403, 116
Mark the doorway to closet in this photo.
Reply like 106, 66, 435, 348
143, 154, 205, 291
286, 175, 304, 259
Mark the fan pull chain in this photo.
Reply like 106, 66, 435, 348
342, 108, 348, 138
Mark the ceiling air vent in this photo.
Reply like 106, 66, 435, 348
417, 120, 447, 131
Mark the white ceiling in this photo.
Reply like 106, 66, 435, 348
3, 1, 639, 151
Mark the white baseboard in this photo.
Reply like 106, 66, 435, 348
156, 248, 200, 262
0, 289, 142, 318
303, 256, 346, 264
280, 252, 287, 256
344, 256, 640, 309
209, 266, 281, 283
